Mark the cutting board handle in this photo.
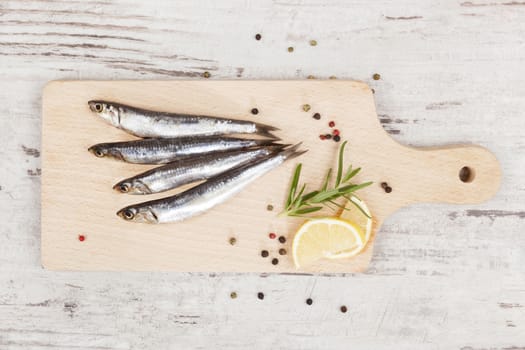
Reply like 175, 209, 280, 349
397, 145, 501, 205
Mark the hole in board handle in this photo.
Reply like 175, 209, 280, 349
459, 166, 475, 183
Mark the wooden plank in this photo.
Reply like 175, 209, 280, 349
41, 80, 500, 271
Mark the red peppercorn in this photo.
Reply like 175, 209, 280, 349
269, 233, 276, 239
333, 129, 340, 136
328, 121, 335, 127
78, 235, 85, 242
319, 134, 326, 140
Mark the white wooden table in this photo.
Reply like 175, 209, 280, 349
1, 1, 524, 348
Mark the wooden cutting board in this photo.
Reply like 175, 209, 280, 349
41, 80, 501, 272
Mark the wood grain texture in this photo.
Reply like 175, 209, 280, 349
41, 80, 500, 272
1, 0, 524, 348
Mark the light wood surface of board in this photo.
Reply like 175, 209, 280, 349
41, 80, 500, 272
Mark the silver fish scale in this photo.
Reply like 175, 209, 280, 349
92, 101, 272, 138
119, 147, 279, 194
97, 137, 273, 164
121, 146, 304, 223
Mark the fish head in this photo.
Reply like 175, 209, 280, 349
117, 206, 159, 224
88, 100, 121, 127
113, 179, 151, 195
88, 144, 124, 161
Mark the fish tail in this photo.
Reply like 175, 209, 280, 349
254, 123, 280, 140
253, 138, 281, 147
280, 142, 308, 160
265, 143, 291, 153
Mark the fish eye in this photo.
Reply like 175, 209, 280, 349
123, 209, 134, 220
119, 183, 129, 193
94, 103, 103, 112
94, 149, 104, 157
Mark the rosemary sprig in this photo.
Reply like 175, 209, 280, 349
279, 141, 372, 217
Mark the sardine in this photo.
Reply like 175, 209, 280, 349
88, 100, 279, 139
114, 145, 287, 195
116, 144, 306, 224
88, 136, 276, 164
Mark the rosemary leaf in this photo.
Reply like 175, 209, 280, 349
321, 168, 332, 191
310, 188, 340, 203
328, 200, 351, 210
343, 167, 361, 183
292, 206, 323, 215
335, 141, 348, 187
292, 183, 307, 208
338, 181, 372, 194
280, 140, 372, 219
301, 190, 320, 202
343, 195, 372, 219
286, 164, 302, 207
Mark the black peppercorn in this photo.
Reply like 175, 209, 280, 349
333, 135, 341, 142
278, 236, 286, 243
381, 182, 388, 189
257, 292, 264, 300
340, 305, 347, 313
255, 34, 262, 40
313, 113, 321, 120
279, 248, 287, 255
306, 298, 313, 305
251, 108, 259, 115
271, 258, 279, 265
261, 250, 269, 258
325, 134, 332, 140
385, 186, 392, 193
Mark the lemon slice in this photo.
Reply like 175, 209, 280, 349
339, 196, 373, 245
292, 218, 365, 268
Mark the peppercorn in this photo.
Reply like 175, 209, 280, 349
381, 182, 388, 189
251, 108, 259, 115
255, 34, 262, 40
319, 134, 326, 140
288, 47, 294, 53
279, 248, 287, 255
328, 121, 335, 127
309, 40, 317, 46
269, 233, 276, 239
230, 292, 237, 299
385, 186, 392, 193
278, 236, 286, 243
333, 135, 341, 142
333, 129, 340, 136
203, 71, 211, 78
78, 235, 85, 242
302, 104, 311, 112
229, 237, 236, 245
313, 113, 321, 120
266, 204, 274, 211
257, 292, 264, 300
373, 73, 381, 80
261, 250, 269, 258
325, 134, 332, 140
306, 298, 313, 305
271, 258, 279, 265
340, 305, 348, 313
